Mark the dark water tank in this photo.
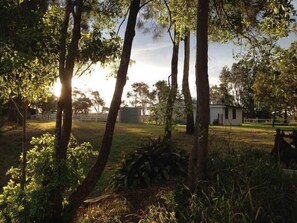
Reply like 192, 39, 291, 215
119, 107, 141, 123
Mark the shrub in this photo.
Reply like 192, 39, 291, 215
112, 137, 188, 191
0, 133, 97, 223
140, 149, 297, 222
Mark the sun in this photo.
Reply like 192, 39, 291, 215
51, 81, 61, 97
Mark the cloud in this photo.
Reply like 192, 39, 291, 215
133, 42, 171, 53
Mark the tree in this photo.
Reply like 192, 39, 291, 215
188, 0, 210, 187
35, 94, 57, 113
91, 90, 105, 113
0, 58, 56, 192
187, 0, 294, 187
72, 89, 93, 114
149, 80, 170, 125
0, 0, 50, 76
127, 81, 151, 115
209, 66, 236, 106
0, 2, 61, 199
182, 29, 195, 134
253, 41, 297, 122
62, 0, 142, 221
34, 93, 57, 121
164, 28, 180, 140
50, 0, 121, 221
150, 80, 169, 125
229, 61, 256, 117
180, 0, 196, 135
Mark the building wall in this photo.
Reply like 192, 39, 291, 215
210, 105, 242, 126
223, 107, 243, 126
210, 106, 224, 125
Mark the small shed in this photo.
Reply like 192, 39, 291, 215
210, 104, 243, 126
119, 107, 142, 123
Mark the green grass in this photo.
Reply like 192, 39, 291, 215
0, 120, 296, 197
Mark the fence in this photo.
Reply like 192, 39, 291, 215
244, 118, 297, 126
31, 113, 109, 122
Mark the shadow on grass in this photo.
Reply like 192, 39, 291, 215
0, 121, 278, 197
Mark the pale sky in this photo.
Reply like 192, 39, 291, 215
53, 2, 297, 107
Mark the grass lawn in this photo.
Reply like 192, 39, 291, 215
0, 120, 296, 196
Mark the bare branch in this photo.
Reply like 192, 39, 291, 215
163, 0, 174, 43
117, 7, 130, 36
11, 98, 23, 118
75, 62, 94, 77
140, 0, 153, 9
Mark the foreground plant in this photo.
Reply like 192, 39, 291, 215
113, 137, 188, 191
141, 149, 297, 222
0, 133, 97, 223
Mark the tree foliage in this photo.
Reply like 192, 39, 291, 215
253, 41, 297, 117
72, 89, 93, 114
127, 81, 151, 115
91, 90, 105, 113
0, 134, 97, 223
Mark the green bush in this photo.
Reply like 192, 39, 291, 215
112, 137, 188, 191
141, 149, 297, 223
0, 133, 97, 223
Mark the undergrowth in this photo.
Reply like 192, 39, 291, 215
141, 149, 297, 222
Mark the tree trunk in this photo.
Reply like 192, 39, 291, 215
62, 1, 140, 222
188, 0, 209, 188
20, 101, 29, 222
182, 29, 195, 134
55, 0, 82, 160
164, 29, 179, 140
20, 101, 29, 190
51, 0, 83, 222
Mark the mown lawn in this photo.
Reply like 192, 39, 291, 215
0, 120, 295, 196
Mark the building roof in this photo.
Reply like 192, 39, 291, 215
210, 104, 243, 109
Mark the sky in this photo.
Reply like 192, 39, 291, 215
53, 2, 297, 107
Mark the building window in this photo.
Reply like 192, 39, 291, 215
225, 108, 228, 119
232, 108, 236, 119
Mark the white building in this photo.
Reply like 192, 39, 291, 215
210, 104, 243, 126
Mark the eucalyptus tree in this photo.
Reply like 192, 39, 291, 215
91, 90, 105, 113
182, 29, 195, 134
161, 0, 198, 138
34, 93, 58, 116
149, 80, 170, 125
72, 89, 93, 114
127, 81, 151, 115
133, 0, 196, 135
188, 0, 210, 187
62, 0, 153, 221
150, 0, 182, 139
164, 27, 180, 139
188, 0, 295, 186
178, 0, 196, 134
49, 0, 122, 221
253, 41, 297, 122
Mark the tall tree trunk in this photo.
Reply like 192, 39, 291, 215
182, 29, 195, 134
20, 101, 29, 190
62, 1, 140, 222
164, 29, 179, 140
51, 0, 83, 222
20, 101, 29, 222
188, 0, 209, 188
55, 0, 82, 160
